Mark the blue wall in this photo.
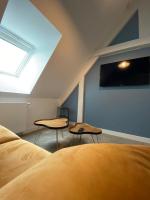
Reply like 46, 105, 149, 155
109, 10, 139, 46
62, 86, 78, 122
84, 47, 150, 138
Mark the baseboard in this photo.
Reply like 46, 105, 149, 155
102, 129, 150, 144
18, 123, 150, 144
18, 126, 44, 136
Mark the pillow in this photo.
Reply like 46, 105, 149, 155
0, 125, 20, 144
0, 144, 150, 200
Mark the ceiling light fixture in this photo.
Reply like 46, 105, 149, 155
118, 61, 130, 69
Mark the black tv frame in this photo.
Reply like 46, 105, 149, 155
100, 56, 150, 87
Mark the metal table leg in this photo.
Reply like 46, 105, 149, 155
34, 132, 41, 145
56, 129, 59, 149
96, 134, 99, 143
91, 134, 95, 143
61, 129, 64, 138
71, 134, 75, 146
79, 134, 82, 144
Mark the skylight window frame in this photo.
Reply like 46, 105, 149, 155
0, 26, 35, 77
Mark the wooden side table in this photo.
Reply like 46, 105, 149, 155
34, 118, 69, 149
69, 123, 102, 143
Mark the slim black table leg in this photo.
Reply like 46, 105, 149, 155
96, 135, 99, 143
91, 134, 95, 143
56, 129, 59, 149
79, 134, 82, 144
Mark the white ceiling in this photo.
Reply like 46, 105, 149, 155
0, 0, 137, 99
31, 0, 137, 99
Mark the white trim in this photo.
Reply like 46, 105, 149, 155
58, 56, 98, 105
0, 26, 34, 51
52, 122, 150, 144
97, 6, 138, 49
0, 25, 35, 77
19, 126, 43, 136
96, 37, 150, 58
102, 129, 150, 144
77, 77, 84, 122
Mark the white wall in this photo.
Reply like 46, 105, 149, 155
26, 98, 58, 132
0, 97, 58, 133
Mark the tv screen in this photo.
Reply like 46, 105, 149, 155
100, 56, 150, 87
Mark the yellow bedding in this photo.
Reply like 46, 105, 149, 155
0, 139, 50, 187
0, 144, 150, 200
0, 125, 20, 144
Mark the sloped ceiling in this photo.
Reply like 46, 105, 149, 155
29, 0, 137, 98
0, 0, 61, 95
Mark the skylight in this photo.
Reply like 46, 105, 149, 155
0, 25, 34, 77
0, 38, 28, 76
0, 0, 61, 94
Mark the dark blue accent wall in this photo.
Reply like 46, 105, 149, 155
62, 86, 78, 122
109, 10, 139, 46
84, 47, 150, 138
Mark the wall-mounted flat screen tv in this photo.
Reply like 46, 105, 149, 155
100, 56, 150, 87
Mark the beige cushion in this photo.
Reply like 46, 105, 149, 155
0, 144, 150, 200
0, 125, 20, 144
0, 139, 50, 187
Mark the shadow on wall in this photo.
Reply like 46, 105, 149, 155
109, 10, 139, 46
62, 85, 78, 122
59, 0, 137, 52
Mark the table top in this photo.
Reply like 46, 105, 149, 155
69, 123, 102, 135
34, 118, 69, 129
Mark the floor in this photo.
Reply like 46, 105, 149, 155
21, 128, 147, 152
